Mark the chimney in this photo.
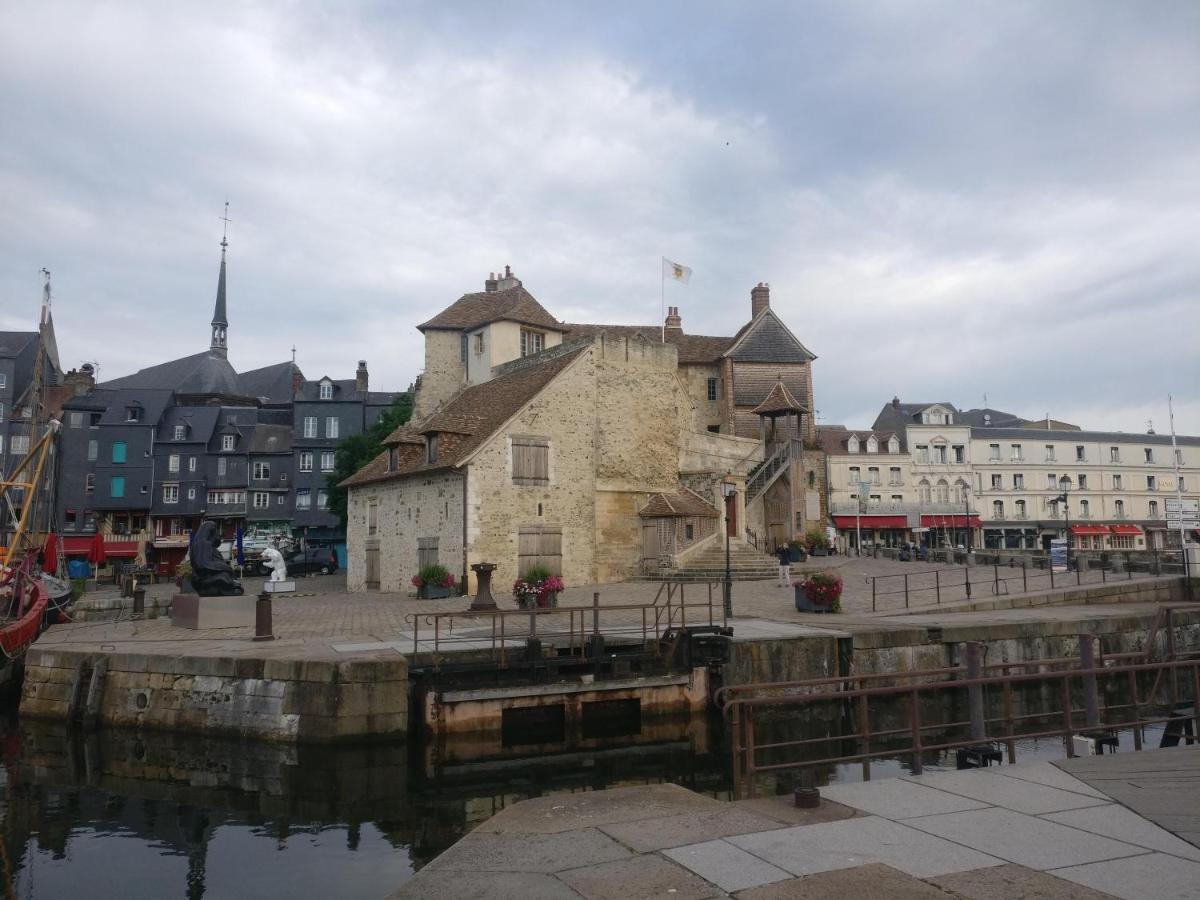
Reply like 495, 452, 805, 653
496, 264, 521, 291
664, 305, 683, 337
292, 365, 303, 399
484, 271, 498, 292
65, 365, 96, 396
751, 282, 770, 318
356, 360, 369, 392
892, 396, 900, 410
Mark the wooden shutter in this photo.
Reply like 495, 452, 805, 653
512, 436, 549, 485
518, 525, 562, 576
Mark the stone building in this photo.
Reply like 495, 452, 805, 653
343, 269, 824, 592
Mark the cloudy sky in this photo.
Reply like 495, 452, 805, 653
2, 1, 1197, 433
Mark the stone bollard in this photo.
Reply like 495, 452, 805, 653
794, 768, 820, 808
469, 562, 498, 611
253, 589, 275, 641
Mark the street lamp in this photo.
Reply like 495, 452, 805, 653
1055, 475, 1071, 570
722, 473, 737, 620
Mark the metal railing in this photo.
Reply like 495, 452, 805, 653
747, 439, 797, 503
720, 634, 1200, 799
863, 551, 1185, 611
404, 581, 727, 666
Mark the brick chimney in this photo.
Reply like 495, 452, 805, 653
496, 264, 521, 291
484, 271, 498, 292
664, 305, 683, 337
292, 365, 303, 399
892, 396, 900, 410
65, 364, 96, 396
356, 360, 369, 392
751, 282, 770, 318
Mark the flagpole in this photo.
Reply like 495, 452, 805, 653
660, 257, 665, 343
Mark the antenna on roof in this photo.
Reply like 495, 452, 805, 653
220, 200, 231, 249
39, 268, 51, 327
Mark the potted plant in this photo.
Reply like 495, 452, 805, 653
794, 569, 843, 613
412, 564, 456, 599
513, 566, 565, 609
787, 539, 806, 563
174, 558, 193, 591
805, 525, 830, 557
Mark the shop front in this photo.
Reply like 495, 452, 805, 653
832, 514, 909, 552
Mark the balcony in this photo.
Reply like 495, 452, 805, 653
831, 501, 968, 516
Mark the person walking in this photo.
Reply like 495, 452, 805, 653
775, 544, 792, 588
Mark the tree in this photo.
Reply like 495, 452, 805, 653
326, 394, 413, 526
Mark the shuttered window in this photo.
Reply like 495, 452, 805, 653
417, 537, 439, 570
512, 436, 549, 485
518, 526, 562, 576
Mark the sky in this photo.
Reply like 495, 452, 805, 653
1, 1, 1197, 433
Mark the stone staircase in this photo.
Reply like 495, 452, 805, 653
649, 538, 783, 582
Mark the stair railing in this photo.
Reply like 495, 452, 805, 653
746, 440, 791, 503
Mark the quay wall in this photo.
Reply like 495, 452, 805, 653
20, 648, 408, 743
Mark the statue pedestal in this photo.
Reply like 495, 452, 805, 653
264, 581, 296, 594
171, 594, 257, 630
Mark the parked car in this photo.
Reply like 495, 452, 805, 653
286, 547, 339, 576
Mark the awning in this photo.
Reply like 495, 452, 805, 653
1070, 524, 1111, 536
833, 515, 909, 529
920, 515, 982, 528
103, 541, 141, 557
1109, 524, 1143, 536
62, 536, 94, 554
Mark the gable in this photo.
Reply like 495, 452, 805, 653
724, 309, 815, 363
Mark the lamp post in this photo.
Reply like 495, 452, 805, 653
1056, 475, 1071, 571
722, 473, 737, 619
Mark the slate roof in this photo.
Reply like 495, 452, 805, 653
419, 285, 563, 332
0, 332, 36, 359
249, 424, 293, 454
638, 490, 720, 518
871, 401, 959, 433
343, 347, 586, 487
970, 426, 1200, 447
561, 324, 734, 364
956, 407, 1029, 428
101, 350, 247, 398
816, 426, 907, 455
156, 406, 220, 443
724, 309, 816, 363
751, 377, 807, 416
97, 389, 174, 426
239, 361, 297, 403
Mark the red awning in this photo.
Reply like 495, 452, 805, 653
920, 515, 982, 528
1071, 525, 1110, 536
103, 541, 141, 557
833, 515, 909, 529
1109, 524, 1142, 536
62, 536, 94, 554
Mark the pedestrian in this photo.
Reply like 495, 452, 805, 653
775, 544, 792, 588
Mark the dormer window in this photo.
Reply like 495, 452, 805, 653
866, 436, 878, 453
125, 405, 142, 422
427, 433, 438, 464
520, 329, 545, 357
888, 437, 899, 454
319, 381, 333, 400
222, 434, 235, 452
173, 424, 186, 441
847, 436, 859, 453
388, 446, 398, 471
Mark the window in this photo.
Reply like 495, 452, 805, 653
936, 480, 949, 504
1080, 499, 1090, 518
888, 437, 899, 454
0, 403, 4, 423
1010, 443, 1023, 461
417, 536, 439, 570
187, 488, 195, 499
1147, 475, 1157, 491
933, 444, 947, 464
217, 457, 227, 477
162, 484, 179, 504
1078, 474, 1087, 489
85, 473, 95, 493
1074, 445, 1084, 461
68, 412, 82, 428
848, 436, 860, 453
518, 525, 562, 577
253, 492, 269, 509
325, 417, 339, 438
520, 329, 545, 357
866, 436, 878, 453
1110, 446, 1120, 462
317, 490, 329, 510
1177, 449, 1185, 465
460, 333, 468, 363
993, 500, 1004, 519
891, 494, 903, 505
321, 451, 335, 472
1012, 473, 1024, 489
168, 454, 180, 473
989, 443, 1000, 461
1114, 499, 1125, 518
205, 489, 245, 505
188, 456, 196, 472
1113, 474, 1122, 490
0, 373, 4, 388
174, 424, 186, 440
112, 441, 127, 464
953, 445, 965, 464
296, 489, 311, 510
125, 405, 142, 422
277, 495, 285, 505
512, 436, 550, 484
1180, 476, 1187, 492
991, 474, 1002, 490
868, 494, 881, 508
222, 434, 235, 451
915, 445, 929, 463
111, 476, 125, 498
87, 439, 98, 461
848, 466, 860, 486
299, 452, 313, 472
474, 332, 485, 354
1111, 534, 1134, 549
1047, 473, 1057, 489
1144, 448, 1154, 463
707, 425, 720, 434
1015, 499, 1027, 519
10, 435, 28, 455
367, 501, 379, 536
427, 433, 438, 464
1045, 444, 1056, 461
303, 417, 317, 438
918, 480, 931, 504
1149, 500, 1159, 518
889, 467, 901, 485
867, 466, 880, 485
319, 381, 333, 400
253, 462, 271, 480
707, 378, 718, 401
89, 412, 101, 428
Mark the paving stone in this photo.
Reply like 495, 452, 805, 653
599, 807, 787, 852
905, 807, 1148, 871
734, 863, 957, 899
728, 815, 1003, 879
1042, 804, 1200, 862
818, 777, 989, 819
663, 839, 792, 894
902, 769, 1111, 815
930, 862, 1119, 900
477, 784, 721, 835
387, 870, 583, 899
981, 762, 1110, 800
559, 853, 724, 900
1051, 852, 1200, 900
424, 828, 630, 874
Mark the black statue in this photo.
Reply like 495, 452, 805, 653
188, 520, 244, 596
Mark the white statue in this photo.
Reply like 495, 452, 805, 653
261, 547, 288, 582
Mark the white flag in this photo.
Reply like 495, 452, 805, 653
662, 257, 692, 284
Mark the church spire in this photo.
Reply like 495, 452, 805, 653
211, 202, 230, 357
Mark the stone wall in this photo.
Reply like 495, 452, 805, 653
679, 362, 724, 432
20, 647, 409, 743
412, 330, 465, 422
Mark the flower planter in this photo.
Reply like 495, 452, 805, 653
794, 586, 835, 613
810, 546, 828, 557
419, 585, 453, 599
536, 591, 559, 609
788, 547, 805, 563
